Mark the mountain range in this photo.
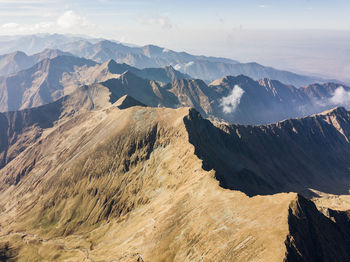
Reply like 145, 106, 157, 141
0, 84, 349, 260
0, 55, 191, 112
0, 49, 73, 77
0, 34, 328, 86
1, 53, 347, 124
1, 34, 350, 261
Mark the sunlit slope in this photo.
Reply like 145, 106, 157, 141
0, 92, 349, 261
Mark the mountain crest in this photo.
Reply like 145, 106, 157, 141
120, 69, 140, 80
114, 95, 146, 109
317, 106, 348, 117
9, 50, 28, 59
209, 74, 254, 86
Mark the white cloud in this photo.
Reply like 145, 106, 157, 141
220, 85, 245, 113
1, 22, 19, 29
1, 21, 54, 34
329, 86, 350, 107
172, 61, 194, 71
0, 10, 94, 35
138, 16, 173, 29
56, 10, 90, 29
311, 86, 350, 111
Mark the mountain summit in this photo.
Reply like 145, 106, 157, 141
114, 95, 146, 109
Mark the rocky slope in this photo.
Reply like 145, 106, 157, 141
0, 86, 350, 260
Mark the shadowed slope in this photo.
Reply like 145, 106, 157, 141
184, 107, 350, 196
114, 95, 146, 109
285, 195, 350, 262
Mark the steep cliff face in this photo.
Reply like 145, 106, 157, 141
284, 195, 350, 262
184, 107, 350, 196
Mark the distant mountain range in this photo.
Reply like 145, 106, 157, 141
0, 55, 190, 112
0, 34, 103, 55
0, 53, 348, 124
0, 34, 329, 86
0, 49, 73, 77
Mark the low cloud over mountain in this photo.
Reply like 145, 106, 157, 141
219, 85, 245, 113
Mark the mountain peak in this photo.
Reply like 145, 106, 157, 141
103, 59, 133, 74
10, 50, 28, 59
209, 74, 254, 86
104, 58, 117, 69
208, 75, 232, 86
114, 95, 146, 109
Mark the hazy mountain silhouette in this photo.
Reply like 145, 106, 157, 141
0, 34, 329, 86
0, 49, 73, 77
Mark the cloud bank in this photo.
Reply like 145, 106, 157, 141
0, 10, 94, 35
220, 85, 245, 113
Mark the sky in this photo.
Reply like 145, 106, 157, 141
0, 0, 349, 38
0, 0, 349, 81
